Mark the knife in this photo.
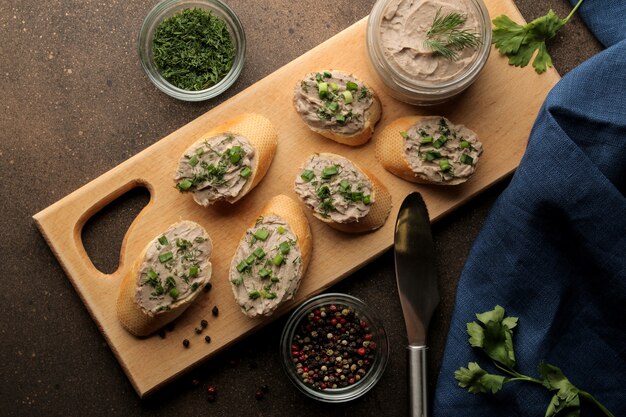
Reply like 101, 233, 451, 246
394, 192, 440, 417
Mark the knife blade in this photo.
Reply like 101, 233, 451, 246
394, 192, 440, 417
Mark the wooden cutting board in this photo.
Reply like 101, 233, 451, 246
33, 0, 559, 397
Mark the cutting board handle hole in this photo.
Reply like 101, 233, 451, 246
81, 185, 151, 274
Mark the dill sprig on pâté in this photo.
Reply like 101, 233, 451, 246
423, 8, 481, 61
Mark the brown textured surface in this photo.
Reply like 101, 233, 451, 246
1, 0, 601, 416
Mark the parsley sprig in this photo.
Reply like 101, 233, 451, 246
455, 305, 615, 417
424, 8, 481, 61
492, 0, 584, 74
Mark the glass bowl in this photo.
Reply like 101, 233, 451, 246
280, 293, 389, 402
366, 0, 491, 105
138, 0, 246, 101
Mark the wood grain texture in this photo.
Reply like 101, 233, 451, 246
33, 0, 559, 398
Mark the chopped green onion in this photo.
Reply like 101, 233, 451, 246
240, 166, 252, 178
158, 235, 169, 245
300, 169, 315, 182
460, 154, 474, 165
323, 71, 332, 78
158, 252, 173, 263
277, 226, 286, 234
317, 185, 331, 199
148, 269, 159, 279
460, 140, 471, 149
190, 282, 199, 292
254, 228, 270, 241
271, 276, 280, 283
249, 290, 261, 300
258, 268, 272, 279
264, 292, 277, 300
236, 260, 249, 272
245, 254, 256, 265
318, 82, 328, 98
155, 283, 164, 295
346, 81, 359, 91
363, 195, 371, 205
439, 159, 452, 172
342, 91, 353, 104
329, 82, 339, 91
253, 247, 266, 259
351, 192, 364, 202
400, 131, 409, 139
189, 266, 199, 277
339, 179, 350, 191
433, 139, 444, 149
327, 101, 339, 112
169, 288, 179, 299
335, 114, 346, 124
188, 155, 199, 167
228, 146, 242, 164
423, 151, 442, 161
165, 276, 176, 288
315, 73, 323, 82
272, 254, 284, 266
231, 277, 243, 286
420, 136, 434, 144
279, 241, 291, 255
177, 179, 193, 191
322, 165, 338, 179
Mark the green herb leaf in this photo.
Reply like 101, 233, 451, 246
491, 0, 584, 74
424, 8, 481, 61
153, 8, 235, 91
455, 362, 506, 394
468, 305, 517, 369
540, 364, 581, 417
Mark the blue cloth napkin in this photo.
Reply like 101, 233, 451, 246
433, 2, 626, 416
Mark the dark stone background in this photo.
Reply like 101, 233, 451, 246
1, 1, 601, 416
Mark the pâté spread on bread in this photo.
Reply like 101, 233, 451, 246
117, 220, 213, 336
175, 133, 254, 205
230, 215, 304, 317
293, 70, 381, 145
136, 222, 212, 314
295, 153, 374, 224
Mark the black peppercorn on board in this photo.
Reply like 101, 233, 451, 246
33, 0, 559, 398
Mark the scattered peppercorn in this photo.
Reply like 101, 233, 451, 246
183, 339, 190, 348
203, 282, 212, 293
290, 303, 377, 390
201, 319, 208, 328
212, 306, 219, 316
195, 327, 202, 334
255, 389, 264, 400
166, 322, 176, 332
207, 385, 218, 395
205, 335, 212, 344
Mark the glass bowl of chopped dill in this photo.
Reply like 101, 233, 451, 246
138, 0, 246, 101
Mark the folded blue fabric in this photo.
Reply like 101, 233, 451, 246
433, 2, 626, 416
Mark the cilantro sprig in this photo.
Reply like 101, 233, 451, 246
455, 305, 615, 417
491, 0, 584, 74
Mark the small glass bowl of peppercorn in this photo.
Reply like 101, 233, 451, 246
138, 0, 246, 101
280, 293, 389, 402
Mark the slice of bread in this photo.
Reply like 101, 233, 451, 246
116, 221, 213, 337
293, 70, 381, 146
229, 195, 312, 317
376, 115, 483, 185
175, 113, 277, 206
294, 152, 392, 233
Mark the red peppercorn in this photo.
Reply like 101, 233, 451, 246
207, 385, 217, 395
357, 347, 366, 356
329, 304, 337, 312
255, 389, 264, 400
364, 334, 373, 341
340, 318, 347, 324
330, 318, 337, 326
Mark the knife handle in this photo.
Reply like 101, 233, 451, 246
408, 345, 428, 417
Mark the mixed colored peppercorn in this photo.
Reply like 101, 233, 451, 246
290, 303, 377, 390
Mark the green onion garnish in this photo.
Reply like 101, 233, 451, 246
339, 179, 350, 191
277, 226, 286, 234
231, 277, 243, 286
159, 252, 173, 263
254, 228, 270, 241
177, 179, 193, 191
236, 260, 249, 272
439, 159, 452, 172
400, 131, 409, 139
169, 288, 179, 299
328, 101, 339, 112
253, 247, 266, 259
249, 290, 261, 300
323, 71, 332, 78
342, 91, 353, 104
240, 166, 252, 178
188, 155, 199, 167
279, 241, 291, 255
423, 151, 442, 161
258, 268, 272, 279
363, 195, 371, 205
270, 276, 280, 283
460, 140, 471, 149
460, 154, 474, 165
421, 136, 434, 144
272, 254, 284, 266
300, 169, 315, 182
329, 82, 339, 91
346, 81, 359, 91
228, 146, 242, 164
264, 292, 277, 300
189, 266, 199, 277
245, 254, 256, 265
322, 165, 338, 179
318, 82, 328, 98
335, 114, 346, 124
148, 269, 158, 279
